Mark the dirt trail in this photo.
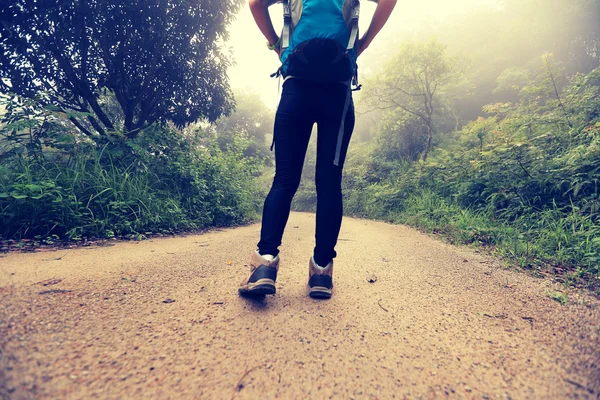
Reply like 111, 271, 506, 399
1, 212, 599, 399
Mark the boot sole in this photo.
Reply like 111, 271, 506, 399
239, 278, 276, 296
309, 286, 332, 299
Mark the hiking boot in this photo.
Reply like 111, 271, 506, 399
308, 257, 333, 299
238, 251, 280, 296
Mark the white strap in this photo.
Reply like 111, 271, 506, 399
347, 0, 360, 50
334, 82, 352, 166
281, 0, 291, 51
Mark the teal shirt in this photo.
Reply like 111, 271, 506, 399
277, 0, 374, 72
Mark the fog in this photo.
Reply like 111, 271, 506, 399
227, 0, 599, 108
227, 0, 501, 107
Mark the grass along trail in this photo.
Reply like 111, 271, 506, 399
1, 212, 598, 399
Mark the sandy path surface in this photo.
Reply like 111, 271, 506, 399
1, 212, 598, 399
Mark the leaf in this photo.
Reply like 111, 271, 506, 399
25, 184, 42, 191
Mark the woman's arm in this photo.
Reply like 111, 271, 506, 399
357, 0, 397, 56
249, 0, 280, 54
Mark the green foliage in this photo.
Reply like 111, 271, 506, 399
213, 90, 275, 163
436, 61, 600, 219
374, 112, 428, 162
547, 291, 569, 305
0, 0, 241, 138
0, 108, 263, 240
360, 39, 471, 161
298, 63, 600, 281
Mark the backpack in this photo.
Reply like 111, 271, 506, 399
277, 0, 361, 87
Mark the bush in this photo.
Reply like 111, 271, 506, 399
310, 65, 600, 280
0, 111, 264, 240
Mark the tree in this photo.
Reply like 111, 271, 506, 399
376, 111, 428, 162
214, 90, 274, 161
0, 0, 241, 140
362, 39, 467, 161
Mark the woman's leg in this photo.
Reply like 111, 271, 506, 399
313, 84, 355, 267
257, 80, 315, 257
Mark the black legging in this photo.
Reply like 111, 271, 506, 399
257, 78, 355, 267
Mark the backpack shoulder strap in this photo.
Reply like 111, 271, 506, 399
281, 0, 292, 52
347, 0, 360, 50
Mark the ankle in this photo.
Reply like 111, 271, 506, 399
313, 256, 332, 268
257, 250, 277, 261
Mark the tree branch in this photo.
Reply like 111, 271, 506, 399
389, 98, 428, 122
87, 115, 106, 136
69, 116, 94, 137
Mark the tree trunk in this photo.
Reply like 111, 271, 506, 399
422, 124, 433, 162
423, 120, 433, 161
